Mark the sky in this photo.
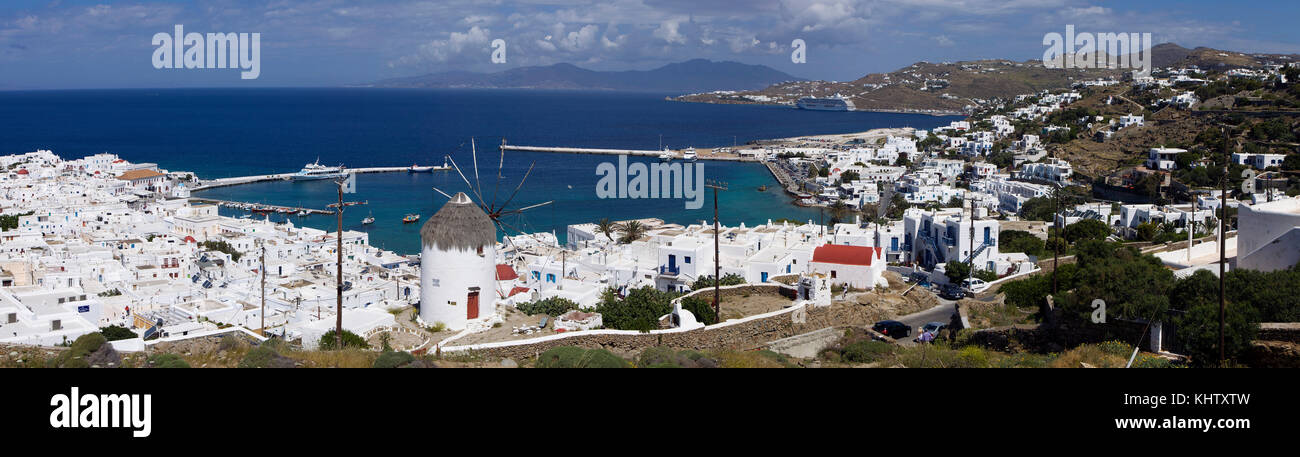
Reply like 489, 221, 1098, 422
1, 0, 1298, 90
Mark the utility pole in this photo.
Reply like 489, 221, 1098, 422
968, 195, 975, 285
1219, 134, 1230, 367
1052, 185, 1060, 294
260, 242, 266, 336
328, 173, 366, 349
706, 180, 728, 321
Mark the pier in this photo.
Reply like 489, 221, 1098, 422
500, 145, 758, 162
191, 166, 421, 191
190, 198, 335, 215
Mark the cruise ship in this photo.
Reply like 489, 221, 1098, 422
290, 159, 347, 181
796, 95, 856, 111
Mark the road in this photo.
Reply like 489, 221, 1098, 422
880, 292, 959, 346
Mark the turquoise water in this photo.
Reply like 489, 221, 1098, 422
0, 88, 961, 254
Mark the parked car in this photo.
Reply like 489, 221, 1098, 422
962, 278, 990, 294
872, 320, 911, 339
938, 283, 967, 300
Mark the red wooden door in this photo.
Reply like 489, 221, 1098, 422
467, 291, 479, 319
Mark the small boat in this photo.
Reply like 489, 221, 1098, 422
659, 150, 674, 162
402, 213, 420, 223
297, 210, 309, 217
362, 215, 375, 225
682, 147, 697, 161
757, 185, 768, 192
409, 164, 434, 173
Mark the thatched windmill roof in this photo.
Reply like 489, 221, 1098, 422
420, 192, 496, 251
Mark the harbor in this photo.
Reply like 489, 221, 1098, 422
189, 197, 336, 216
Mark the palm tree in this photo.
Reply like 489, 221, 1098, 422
596, 218, 617, 242
617, 220, 647, 244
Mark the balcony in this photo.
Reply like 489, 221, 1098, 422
658, 265, 680, 277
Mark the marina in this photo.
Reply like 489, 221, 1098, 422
191, 165, 443, 191
189, 197, 336, 216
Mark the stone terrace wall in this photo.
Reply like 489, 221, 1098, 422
441, 285, 891, 360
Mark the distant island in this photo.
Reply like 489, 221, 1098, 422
363, 59, 804, 93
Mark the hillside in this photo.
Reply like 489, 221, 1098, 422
366, 59, 804, 93
672, 43, 1299, 115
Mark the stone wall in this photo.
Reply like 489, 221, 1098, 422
443, 297, 891, 360
1257, 323, 1300, 344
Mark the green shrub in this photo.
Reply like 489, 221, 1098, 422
147, 353, 191, 368
637, 346, 676, 367
318, 330, 370, 350
536, 346, 588, 368
680, 295, 718, 325
238, 346, 295, 368
70, 332, 107, 354
841, 340, 894, 363
517, 297, 579, 316
373, 350, 416, 368
581, 349, 631, 368
99, 325, 136, 341
536, 346, 629, 368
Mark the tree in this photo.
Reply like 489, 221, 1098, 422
690, 273, 745, 291
886, 193, 909, 219
616, 220, 647, 244
596, 218, 617, 242
516, 297, 579, 316
838, 170, 860, 184
1018, 197, 1056, 222
318, 329, 369, 350
593, 286, 678, 332
680, 295, 718, 325
1177, 299, 1259, 367
1062, 219, 1111, 244
200, 240, 243, 262
99, 325, 137, 341
943, 261, 970, 284
999, 230, 1046, 258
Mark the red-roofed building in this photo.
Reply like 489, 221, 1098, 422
495, 264, 518, 281
809, 244, 887, 289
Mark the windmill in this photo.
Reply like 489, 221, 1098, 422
431, 138, 553, 299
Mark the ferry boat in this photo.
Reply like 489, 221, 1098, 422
682, 147, 697, 162
410, 156, 452, 173
796, 95, 856, 111
290, 159, 347, 181
402, 213, 420, 223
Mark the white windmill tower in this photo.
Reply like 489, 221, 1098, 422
419, 138, 550, 331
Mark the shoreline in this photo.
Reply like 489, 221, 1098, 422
665, 97, 966, 117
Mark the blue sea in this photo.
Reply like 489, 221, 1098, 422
0, 88, 960, 254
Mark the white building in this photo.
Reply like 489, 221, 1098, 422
1146, 147, 1185, 171
1236, 198, 1300, 272
808, 244, 887, 289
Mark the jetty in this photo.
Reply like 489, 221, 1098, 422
499, 145, 758, 162
190, 198, 335, 215
191, 166, 414, 191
